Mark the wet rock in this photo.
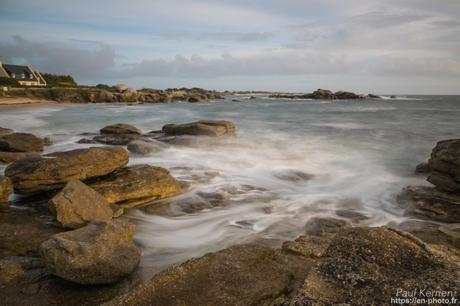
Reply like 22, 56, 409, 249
89, 165, 181, 208
289, 227, 460, 305
335, 209, 369, 222
282, 235, 332, 259
334, 91, 362, 99
367, 94, 381, 99
43, 137, 53, 146
127, 139, 166, 155
5, 147, 129, 194
0, 257, 27, 285
100, 123, 142, 135
308, 89, 335, 99
162, 120, 236, 137
0, 132, 45, 152
415, 161, 430, 174
39, 219, 141, 285
76, 138, 97, 144
49, 180, 122, 229
304, 217, 351, 236
0, 127, 14, 136
398, 186, 460, 223
427, 139, 460, 192
0, 175, 13, 202
93, 134, 140, 145
141, 193, 215, 216
108, 244, 312, 306
166, 135, 217, 146
274, 170, 314, 182
0, 151, 40, 164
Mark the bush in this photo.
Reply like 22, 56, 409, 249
95, 84, 116, 92
42, 73, 77, 87
0, 76, 20, 87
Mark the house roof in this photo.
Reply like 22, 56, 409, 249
2, 64, 39, 81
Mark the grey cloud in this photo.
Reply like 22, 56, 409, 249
152, 31, 273, 42
0, 35, 115, 78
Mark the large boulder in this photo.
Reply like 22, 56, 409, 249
39, 219, 140, 285
398, 186, 460, 223
114, 84, 128, 93
49, 180, 122, 229
0, 176, 13, 202
100, 123, 142, 135
89, 165, 181, 208
427, 139, 460, 192
289, 227, 460, 305
334, 91, 362, 99
93, 134, 140, 145
5, 147, 129, 194
0, 127, 14, 136
0, 152, 40, 164
162, 120, 236, 137
0, 133, 45, 152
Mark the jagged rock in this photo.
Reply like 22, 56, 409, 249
127, 139, 166, 155
415, 161, 430, 174
398, 186, 460, 223
162, 120, 236, 137
89, 165, 181, 208
0, 176, 13, 202
49, 180, 123, 229
93, 134, 140, 145
39, 219, 140, 285
0, 133, 45, 152
5, 147, 129, 194
100, 123, 142, 135
0, 152, 40, 164
427, 139, 460, 192
0, 127, 14, 136
289, 227, 460, 305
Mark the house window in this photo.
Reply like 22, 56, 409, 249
29, 74, 33, 79
21, 73, 25, 79
11, 73, 15, 78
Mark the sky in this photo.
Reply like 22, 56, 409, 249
0, 0, 459, 94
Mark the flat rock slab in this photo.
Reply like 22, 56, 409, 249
40, 219, 141, 285
100, 123, 142, 135
49, 180, 123, 229
162, 120, 236, 137
5, 147, 129, 194
89, 165, 181, 208
0, 133, 45, 152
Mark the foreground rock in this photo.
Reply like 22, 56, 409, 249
49, 180, 122, 229
89, 165, 181, 208
100, 123, 142, 135
0, 132, 45, 152
290, 227, 459, 305
5, 147, 129, 194
427, 139, 460, 192
398, 186, 460, 223
108, 225, 460, 306
0, 151, 41, 164
0, 176, 13, 202
162, 120, 236, 137
40, 219, 141, 285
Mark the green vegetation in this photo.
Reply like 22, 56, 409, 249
95, 84, 116, 92
42, 73, 78, 87
0, 76, 20, 87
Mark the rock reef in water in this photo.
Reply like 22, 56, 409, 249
269, 88, 377, 100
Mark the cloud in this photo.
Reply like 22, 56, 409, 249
0, 35, 115, 78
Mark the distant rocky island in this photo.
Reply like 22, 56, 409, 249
269, 88, 381, 100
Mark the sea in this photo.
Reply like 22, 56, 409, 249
1, 95, 459, 276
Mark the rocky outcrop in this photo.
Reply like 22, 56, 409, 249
108, 225, 460, 306
0, 133, 45, 152
334, 91, 362, 99
427, 139, 460, 192
89, 165, 181, 208
5, 147, 129, 194
0, 127, 14, 136
162, 120, 236, 137
0, 176, 13, 202
40, 219, 141, 285
398, 186, 460, 223
0, 152, 40, 164
415, 161, 430, 174
93, 134, 140, 145
49, 180, 122, 229
100, 123, 142, 135
269, 89, 364, 100
127, 139, 166, 155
